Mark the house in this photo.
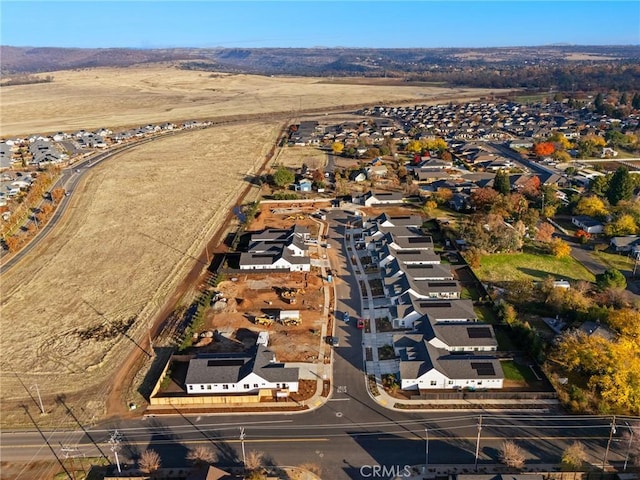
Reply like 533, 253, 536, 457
385, 261, 453, 282
577, 321, 616, 342
239, 225, 311, 272
377, 245, 441, 268
571, 215, 604, 234
392, 336, 503, 390
386, 275, 460, 302
367, 213, 423, 229
366, 164, 388, 179
185, 343, 299, 395
391, 298, 477, 329
352, 190, 404, 206
610, 236, 640, 253
296, 179, 312, 192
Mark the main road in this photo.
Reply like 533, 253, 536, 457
2, 209, 638, 478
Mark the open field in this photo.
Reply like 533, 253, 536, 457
0, 63, 506, 137
0, 122, 280, 423
274, 145, 327, 170
474, 252, 596, 283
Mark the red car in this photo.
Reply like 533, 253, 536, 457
357, 318, 365, 329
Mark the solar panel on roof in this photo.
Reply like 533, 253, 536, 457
419, 302, 452, 308
467, 327, 492, 338
407, 237, 432, 243
207, 359, 245, 367
471, 362, 496, 376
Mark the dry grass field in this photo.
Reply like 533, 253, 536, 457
274, 145, 327, 170
0, 122, 279, 423
0, 64, 501, 426
0, 63, 502, 137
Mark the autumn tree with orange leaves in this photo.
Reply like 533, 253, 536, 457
534, 142, 555, 158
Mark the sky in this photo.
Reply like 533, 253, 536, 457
1, 1, 639, 49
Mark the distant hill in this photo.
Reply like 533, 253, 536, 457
0, 46, 200, 73
2, 45, 639, 90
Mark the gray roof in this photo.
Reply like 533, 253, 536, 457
395, 297, 477, 322
380, 244, 441, 264
373, 212, 423, 227
185, 344, 299, 386
387, 233, 434, 250
394, 337, 503, 381
430, 323, 498, 348
387, 275, 460, 297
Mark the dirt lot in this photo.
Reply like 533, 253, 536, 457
0, 64, 505, 137
196, 271, 325, 363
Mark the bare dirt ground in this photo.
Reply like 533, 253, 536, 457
0, 122, 280, 427
0, 63, 505, 137
190, 270, 325, 363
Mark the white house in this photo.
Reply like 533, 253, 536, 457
185, 343, 299, 395
393, 337, 503, 390
353, 190, 404, 206
571, 215, 604, 234
240, 225, 311, 272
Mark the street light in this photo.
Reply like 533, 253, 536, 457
602, 415, 617, 471
474, 415, 483, 471
32, 384, 45, 415
425, 427, 429, 470
624, 422, 634, 471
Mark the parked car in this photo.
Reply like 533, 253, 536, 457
357, 318, 365, 329
343, 312, 350, 322
326, 336, 340, 346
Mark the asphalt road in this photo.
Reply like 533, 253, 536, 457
0, 136, 160, 273
2, 209, 638, 479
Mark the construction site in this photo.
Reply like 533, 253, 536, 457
151, 202, 334, 402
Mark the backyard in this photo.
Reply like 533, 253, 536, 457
474, 251, 596, 283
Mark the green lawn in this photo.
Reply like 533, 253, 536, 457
475, 252, 595, 283
592, 250, 634, 273
501, 360, 538, 382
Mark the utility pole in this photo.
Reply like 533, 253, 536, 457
474, 415, 483, 471
602, 415, 617, 471
623, 422, 634, 471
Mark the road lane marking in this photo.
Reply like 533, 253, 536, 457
382, 436, 610, 441
1, 438, 330, 449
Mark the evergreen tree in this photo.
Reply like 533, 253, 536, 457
620, 92, 628, 105
632, 93, 640, 110
594, 93, 604, 114
607, 166, 634, 206
493, 169, 511, 195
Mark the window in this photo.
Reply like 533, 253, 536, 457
200, 385, 204, 390
448, 380, 453, 385
244, 384, 250, 389
282, 384, 288, 389
223, 385, 229, 390
253, 384, 259, 388
188, 385, 193, 390
430, 380, 437, 386
206, 385, 212, 390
